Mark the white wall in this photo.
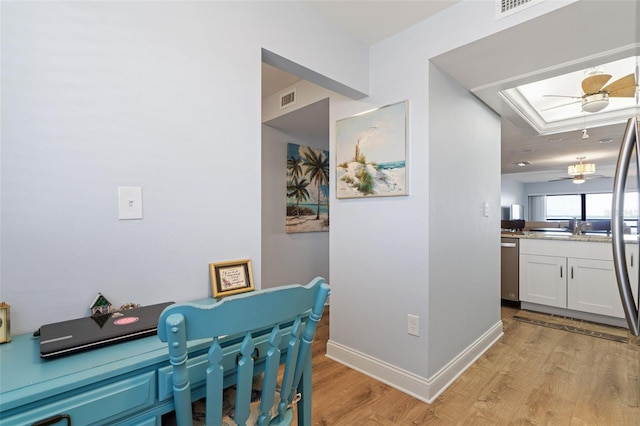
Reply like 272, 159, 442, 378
501, 176, 526, 207
501, 176, 526, 218
327, 0, 572, 402
428, 64, 501, 375
1, 1, 368, 334
1, 0, 591, 407
261, 97, 330, 289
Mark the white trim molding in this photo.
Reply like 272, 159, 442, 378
326, 320, 504, 403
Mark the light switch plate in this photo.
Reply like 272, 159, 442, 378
118, 186, 143, 220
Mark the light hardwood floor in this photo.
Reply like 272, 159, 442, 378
310, 306, 639, 425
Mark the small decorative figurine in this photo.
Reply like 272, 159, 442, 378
0, 302, 11, 344
90, 293, 113, 316
119, 302, 141, 311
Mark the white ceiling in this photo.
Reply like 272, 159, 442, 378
262, 1, 458, 97
301, 0, 460, 45
262, 1, 640, 184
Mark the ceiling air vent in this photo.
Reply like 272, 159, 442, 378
495, 0, 544, 19
279, 89, 296, 110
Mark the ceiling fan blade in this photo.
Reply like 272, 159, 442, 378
635, 62, 639, 104
582, 73, 611, 94
549, 174, 610, 183
543, 94, 581, 99
540, 100, 581, 111
602, 73, 636, 97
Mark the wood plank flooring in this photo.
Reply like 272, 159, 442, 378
310, 306, 640, 425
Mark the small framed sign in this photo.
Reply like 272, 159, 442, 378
0, 302, 11, 344
209, 259, 255, 298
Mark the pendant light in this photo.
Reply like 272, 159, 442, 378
568, 156, 596, 177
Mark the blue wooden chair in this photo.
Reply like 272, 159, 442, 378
157, 277, 330, 426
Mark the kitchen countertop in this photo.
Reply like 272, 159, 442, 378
501, 231, 640, 244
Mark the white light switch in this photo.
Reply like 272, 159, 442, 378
118, 186, 143, 220
483, 202, 489, 217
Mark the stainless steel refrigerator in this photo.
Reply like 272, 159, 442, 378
611, 116, 640, 336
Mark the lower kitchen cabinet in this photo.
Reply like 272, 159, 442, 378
567, 257, 623, 318
519, 254, 566, 308
519, 238, 638, 322
626, 243, 639, 309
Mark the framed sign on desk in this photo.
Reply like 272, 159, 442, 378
209, 259, 255, 298
0, 302, 10, 343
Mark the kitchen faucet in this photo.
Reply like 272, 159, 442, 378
572, 220, 592, 235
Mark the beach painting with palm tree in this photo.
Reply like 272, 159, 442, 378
336, 100, 407, 198
286, 143, 330, 233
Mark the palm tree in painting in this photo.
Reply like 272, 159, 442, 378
287, 156, 303, 180
286, 155, 306, 217
286, 175, 310, 217
302, 148, 329, 220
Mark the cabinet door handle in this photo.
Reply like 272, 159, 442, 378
632, 253, 634, 267
33, 414, 71, 426
560, 266, 563, 278
571, 266, 574, 279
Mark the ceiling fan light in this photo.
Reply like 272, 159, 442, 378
573, 174, 586, 184
581, 93, 609, 113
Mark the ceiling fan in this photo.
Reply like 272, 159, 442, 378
549, 173, 610, 184
543, 64, 639, 113
548, 157, 610, 184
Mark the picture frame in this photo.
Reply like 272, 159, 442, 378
336, 100, 408, 198
0, 302, 10, 344
209, 259, 255, 298
286, 143, 330, 234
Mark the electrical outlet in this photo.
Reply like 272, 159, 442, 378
407, 314, 419, 336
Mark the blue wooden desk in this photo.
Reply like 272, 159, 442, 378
0, 304, 311, 425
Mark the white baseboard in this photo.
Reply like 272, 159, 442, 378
325, 320, 503, 404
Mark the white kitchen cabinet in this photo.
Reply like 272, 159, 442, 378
519, 239, 639, 321
519, 254, 567, 308
625, 243, 639, 309
567, 257, 622, 318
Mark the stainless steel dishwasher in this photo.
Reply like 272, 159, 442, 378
500, 237, 519, 301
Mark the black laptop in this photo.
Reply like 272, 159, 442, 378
38, 301, 174, 359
